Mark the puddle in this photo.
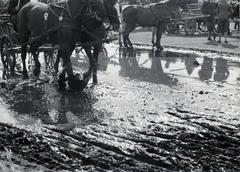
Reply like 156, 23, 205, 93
0, 44, 240, 171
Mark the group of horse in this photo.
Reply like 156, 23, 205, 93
9, 0, 120, 92
7, 0, 195, 91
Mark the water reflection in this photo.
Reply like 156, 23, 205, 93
163, 52, 178, 69
213, 58, 230, 82
119, 49, 178, 86
0, 98, 16, 124
198, 57, 213, 81
117, 48, 239, 86
185, 55, 198, 76
1, 83, 105, 126
72, 48, 110, 72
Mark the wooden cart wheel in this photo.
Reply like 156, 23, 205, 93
0, 36, 16, 78
197, 20, 208, 32
27, 51, 40, 71
184, 20, 197, 35
44, 49, 58, 71
166, 23, 179, 34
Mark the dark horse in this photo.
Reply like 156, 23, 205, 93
121, 0, 190, 50
17, 0, 120, 91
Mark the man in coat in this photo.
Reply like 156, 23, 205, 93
216, 0, 233, 43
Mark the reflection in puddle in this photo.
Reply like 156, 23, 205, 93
199, 57, 213, 81
0, 46, 240, 128
119, 49, 178, 86
0, 81, 105, 128
0, 98, 16, 124
116, 48, 240, 86
0, 45, 240, 171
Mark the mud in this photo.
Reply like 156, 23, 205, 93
0, 44, 240, 171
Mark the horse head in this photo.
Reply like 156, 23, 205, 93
167, 0, 193, 12
102, 0, 120, 31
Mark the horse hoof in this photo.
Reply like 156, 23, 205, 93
68, 75, 89, 92
152, 41, 156, 46
23, 73, 29, 80
127, 47, 134, 50
54, 66, 59, 74
93, 76, 98, 85
58, 79, 66, 91
33, 67, 40, 77
157, 46, 164, 51
10, 71, 15, 77
83, 72, 92, 80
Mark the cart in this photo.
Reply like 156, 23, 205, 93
0, 14, 58, 79
166, 4, 210, 35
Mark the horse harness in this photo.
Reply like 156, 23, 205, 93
44, 0, 105, 26
36, 0, 107, 43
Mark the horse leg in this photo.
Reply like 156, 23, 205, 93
83, 46, 96, 80
123, 33, 129, 48
152, 27, 157, 46
54, 49, 61, 73
156, 22, 166, 51
10, 54, 16, 76
213, 27, 216, 40
58, 45, 75, 91
208, 30, 212, 41
20, 33, 29, 79
57, 29, 76, 90
126, 26, 135, 49
92, 43, 102, 84
122, 24, 135, 49
58, 50, 67, 91
30, 42, 42, 77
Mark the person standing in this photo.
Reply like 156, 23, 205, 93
232, 0, 240, 31
216, 0, 233, 43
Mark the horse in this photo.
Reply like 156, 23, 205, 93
53, 0, 120, 86
121, 0, 190, 50
17, 0, 120, 91
200, 0, 218, 41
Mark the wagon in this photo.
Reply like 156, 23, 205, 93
0, 13, 58, 79
166, 3, 210, 35
0, 16, 114, 80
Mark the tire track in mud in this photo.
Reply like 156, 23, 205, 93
1, 82, 240, 171
162, 108, 240, 171
46, 127, 175, 171
45, 114, 240, 172
1, 48, 240, 171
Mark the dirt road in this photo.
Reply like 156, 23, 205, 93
0, 44, 240, 171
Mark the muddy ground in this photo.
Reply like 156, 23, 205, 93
0, 44, 240, 171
